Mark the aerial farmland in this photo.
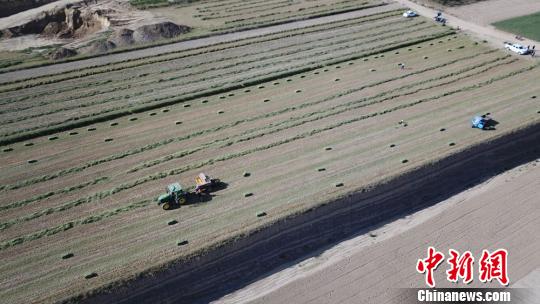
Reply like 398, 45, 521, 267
0, 0, 539, 303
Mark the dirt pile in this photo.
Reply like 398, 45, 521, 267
49, 46, 78, 59
1, 4, 110, 39
121, 21, 191, 43
0, 0, 191, 57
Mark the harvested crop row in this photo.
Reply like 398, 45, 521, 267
0, 39, 492, 192
0, 27, 452, 144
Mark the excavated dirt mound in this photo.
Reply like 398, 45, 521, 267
0, 0, 191, 57
1, 5, 109, 39
49, 46, 77, 59
131, 22, 191, 43
79, 39, 116, 54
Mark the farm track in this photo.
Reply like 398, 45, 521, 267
0, 9, 539, 304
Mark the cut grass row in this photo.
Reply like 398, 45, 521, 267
0, 177, 108, 211
1, 63, 535, 249
0, 42, 488, 193
0, 9, 402, 89
2, 26, 441, 136
0, 1, 392, 74
212, 2, 387, 32
0, 9, 404, 101
3, 21, 432, 125
127, 53, 513, 173
0, 56, 527, 232
0, 16, 419, 113
0, 30, 453, 145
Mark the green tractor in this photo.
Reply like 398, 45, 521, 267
157, 183, 187, 210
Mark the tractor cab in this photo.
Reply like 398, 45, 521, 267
434, 12, 446, 24
157, 182, 186, 210
471, 115, 491, 130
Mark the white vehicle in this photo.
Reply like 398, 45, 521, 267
403, 10, 418, 17
504, 42, 530, 55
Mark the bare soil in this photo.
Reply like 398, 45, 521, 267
219, 158, 540, 304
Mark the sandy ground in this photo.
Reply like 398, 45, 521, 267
394, 0, 540, 55
0, 3, 402, 82
443, 0, 540, 25
218, 160, 540, 304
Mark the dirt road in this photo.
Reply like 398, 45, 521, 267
394, 0, 540, 52
218, 160, 540, 304
0, 3, 401, 82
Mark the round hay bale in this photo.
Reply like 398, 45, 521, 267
175, 121, 182, 125
325, 147, 332, 151
401, 159, 409, 164
217, 110, 225, 114
449, 142, 456, 146
295, 90, 302, 93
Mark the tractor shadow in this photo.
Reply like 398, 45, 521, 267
483, 118, 499, 130
184, 181, 229, 206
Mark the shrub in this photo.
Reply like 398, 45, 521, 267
335, 183, 344, 187
62, 253, 74, 259
244, 192, 253, 197
177, 240, 188, 246
168, 220, 178, 226
256, 212, 267, 217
